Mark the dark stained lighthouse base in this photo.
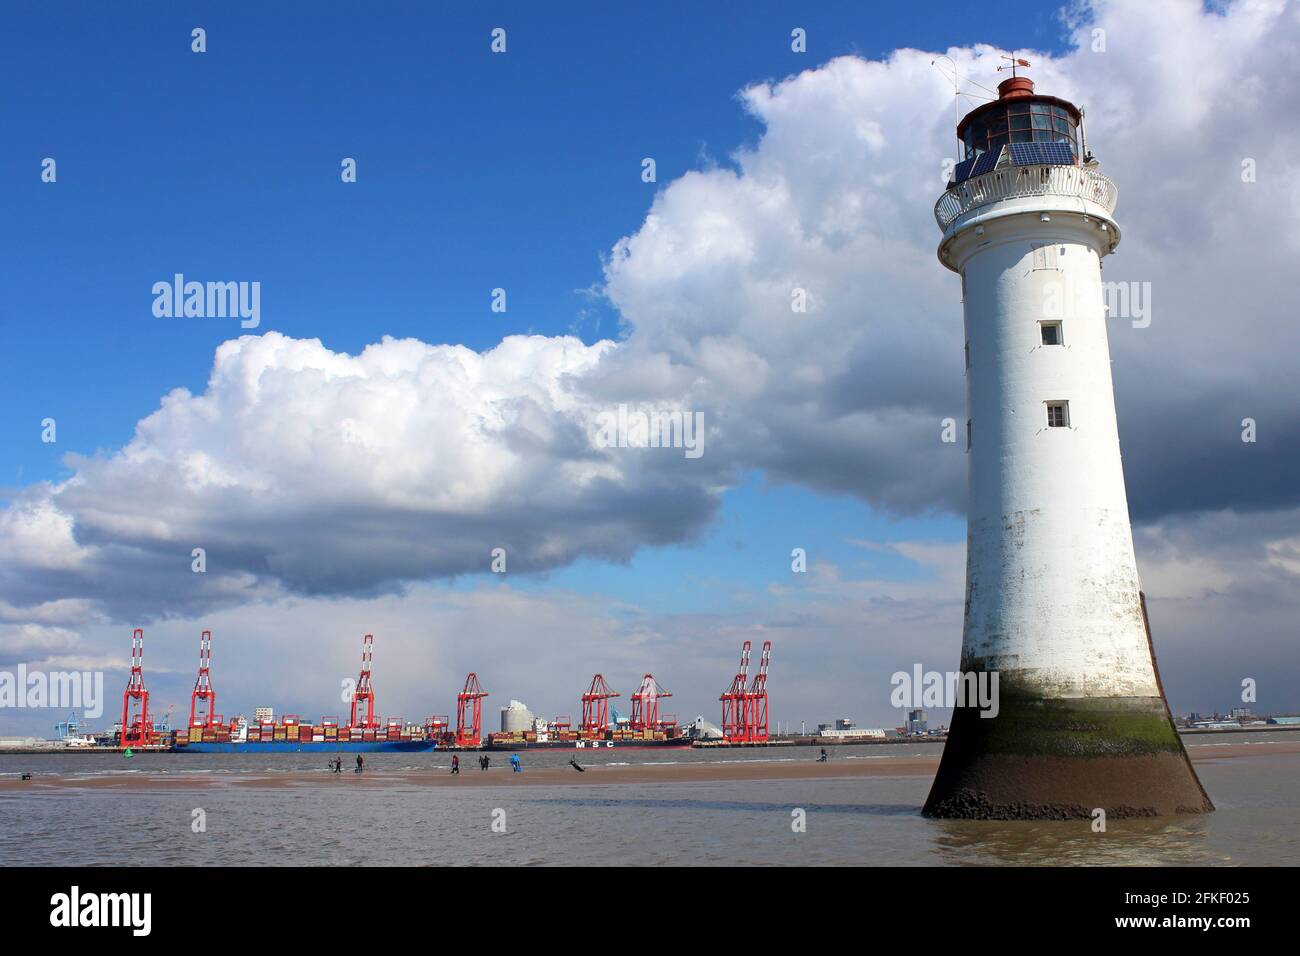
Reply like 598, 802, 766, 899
922, 694, 1214, 820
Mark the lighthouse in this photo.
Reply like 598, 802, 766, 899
924, 68, 1212, 818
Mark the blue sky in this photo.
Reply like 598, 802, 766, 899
0, 0, 1027, 630
2, 0, 1069, 486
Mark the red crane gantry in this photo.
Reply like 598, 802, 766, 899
581, 674, 619, 738
349, 633, 379, 729
746, 641, 772, 742
120, 628, 153, 747
720, 640, 751, 741
629, 674, 674, 733
189, 629, 216, 729
720, 639, 772, 742
456, 673, 488, 747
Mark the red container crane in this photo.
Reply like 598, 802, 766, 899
580, 674, 619, 738
629, 674, 671, 733
189, 629, 216, 729
745, 641, 772, 742
456, 673, 487, 747
120, 628, 153, 747
720, 640, 751, 741
349, 633, 379, 729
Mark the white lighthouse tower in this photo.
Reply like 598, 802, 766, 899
924, 68, 1211, 818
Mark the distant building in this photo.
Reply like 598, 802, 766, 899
684, 716, 724, 740
501, 699, 534, 733
818, 726, 885, 740
906, 709, 928, 735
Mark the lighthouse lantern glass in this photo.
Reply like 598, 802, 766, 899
961, 101, 1081, 162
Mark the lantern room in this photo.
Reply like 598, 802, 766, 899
957, 75, 1082, 162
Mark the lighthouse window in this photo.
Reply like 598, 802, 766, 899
1040, 322, 1062, 346
1032, 243, 1059, 271
1046, 402, 1070, 428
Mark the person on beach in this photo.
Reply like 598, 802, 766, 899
484, 754, 490, 770
569, 757, 585, 773
818, 748, 828, 762
510, 753, 521, 773
355, 755, 364, 773
451, 754, 460, 774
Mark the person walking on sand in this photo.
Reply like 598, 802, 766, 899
484, 754, 491, 770
451, 754, 460, 775
510, 753, 521, 773
818, 748, 828, 762
355, 754, 364, 774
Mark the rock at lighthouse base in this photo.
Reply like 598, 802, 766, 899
922, 693, 1214, 819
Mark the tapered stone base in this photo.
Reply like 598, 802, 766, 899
922, 694, 1214, 819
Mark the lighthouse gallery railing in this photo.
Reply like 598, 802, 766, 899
934, 164, 1118, 230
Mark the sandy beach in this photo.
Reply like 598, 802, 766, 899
3, 739, 1294, 792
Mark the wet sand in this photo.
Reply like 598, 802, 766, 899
2, 739, 1294, 792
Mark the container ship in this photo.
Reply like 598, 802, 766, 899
172, 716, 440, 754
485, 676, 692, 750
168, 632, 440, 753
485, 730, 691, 751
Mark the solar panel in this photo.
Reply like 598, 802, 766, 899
950, 156, 977, 186
971, 147, 1002, 177
1008, 142, 1075, 166
951, 146, 1004, 186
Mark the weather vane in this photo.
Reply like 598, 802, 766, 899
997, 52, 1032, 77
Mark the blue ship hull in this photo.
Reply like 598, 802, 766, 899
174, 739, 438, 753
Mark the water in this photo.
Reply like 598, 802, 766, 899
2, 737, 1296, 866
